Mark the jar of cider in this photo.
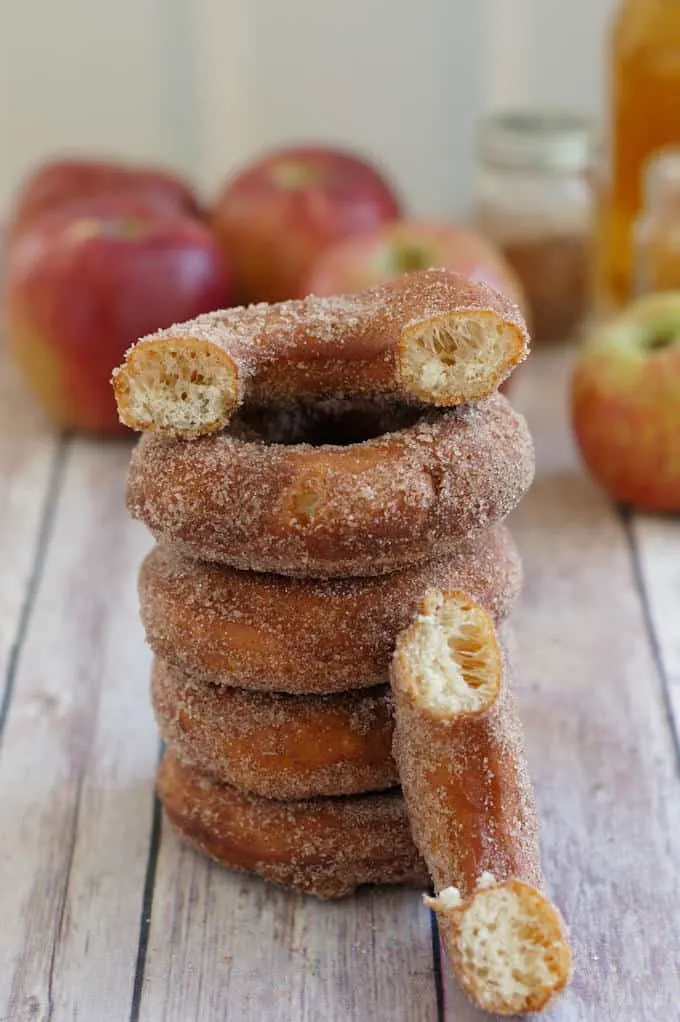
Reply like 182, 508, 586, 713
595, 0, 680, 310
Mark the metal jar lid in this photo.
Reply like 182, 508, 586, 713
478, 110, 596, 174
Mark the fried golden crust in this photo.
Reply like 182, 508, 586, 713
113, 269, 529, 437
128, 394, 533, 578
390, 593, 571, 1015
139, 526, 521, 692
151, 658, 398, 798
157, 751, 429, 899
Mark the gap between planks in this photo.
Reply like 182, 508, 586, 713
497, 347, 680, 1022
0, 437, 157, 1021
0, 434, 68, 751
625, 511, 680, 771
0, 346, 63, 726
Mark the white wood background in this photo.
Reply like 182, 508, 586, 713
1, 341, 679, 1021
1, 0, 615, 216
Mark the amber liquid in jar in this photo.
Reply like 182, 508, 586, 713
596, 0, 680, 310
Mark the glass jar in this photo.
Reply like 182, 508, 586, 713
634, 147, 680, 294
594, 0, 680, 311
475, 110, 595, 343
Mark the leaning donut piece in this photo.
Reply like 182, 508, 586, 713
112, 269, 529, 437
157, 751, 428, 899
139, 526, 521, 693
128, 393, 534, 577
390, 591, 572, 1015
152, 658, 397, 798
391, 593, 541, 892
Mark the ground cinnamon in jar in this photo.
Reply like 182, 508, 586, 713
475, 111, 595, 344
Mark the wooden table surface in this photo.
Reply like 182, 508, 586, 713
0, 344, 679, 1022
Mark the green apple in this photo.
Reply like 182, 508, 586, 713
571, 292, 680, 510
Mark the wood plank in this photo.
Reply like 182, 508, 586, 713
0, 347, 61, 717
0, 438, 157, 1021
3, 342, 679, 1020
434, 348, 680, 1021
139, 835, 438, 1022
628, 513, 680, 760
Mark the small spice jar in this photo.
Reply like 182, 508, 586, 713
474, 110, 595, 343
634, 147, 680, 296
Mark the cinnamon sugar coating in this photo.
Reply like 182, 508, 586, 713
157, 751, 429, 899
152, 658, 398, 798
389, 593, 571, 1013
139, 526, 521, 694
391, 614, 542, 899
113, 269, 529, 437
128, 393, 534, 578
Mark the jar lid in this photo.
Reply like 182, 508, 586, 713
478, 110, 596, 173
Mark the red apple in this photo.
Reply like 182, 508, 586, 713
301, 219, 527, 310
4, 195, 232, 435
9, 157, 200, 239
572, 292, 680, 510
211, 145, 401, 303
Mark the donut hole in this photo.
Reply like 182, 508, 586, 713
452, 880, 571, 1014
396, 590, 501, 715
232, 399, 425, 447
116, 339, 238, 434
399, 311, 521, 404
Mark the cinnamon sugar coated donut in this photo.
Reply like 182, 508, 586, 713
139, 525, 521, 693
112, 269, 529, 437
157, 751, 429, 899
390, 599, 542, 897
128, 393, 534, 577
389, 593, 572, 1013
152, 658, 397, 798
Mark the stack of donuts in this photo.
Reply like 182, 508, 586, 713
113, 269, 572, 1015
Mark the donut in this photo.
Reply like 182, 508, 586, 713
128, 392, 534, 577
139, 525, 522, 693
390, 592, 542, 897
152, 658, 397, 798
157, 751, 428, 899
390, 591, 572, 1014
112, 269, 529, 438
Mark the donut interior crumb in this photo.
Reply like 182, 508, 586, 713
396, 591, 501, 715
443, 879, 572, 1014
399, 311, 519, 403
113, 339, 238, 434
